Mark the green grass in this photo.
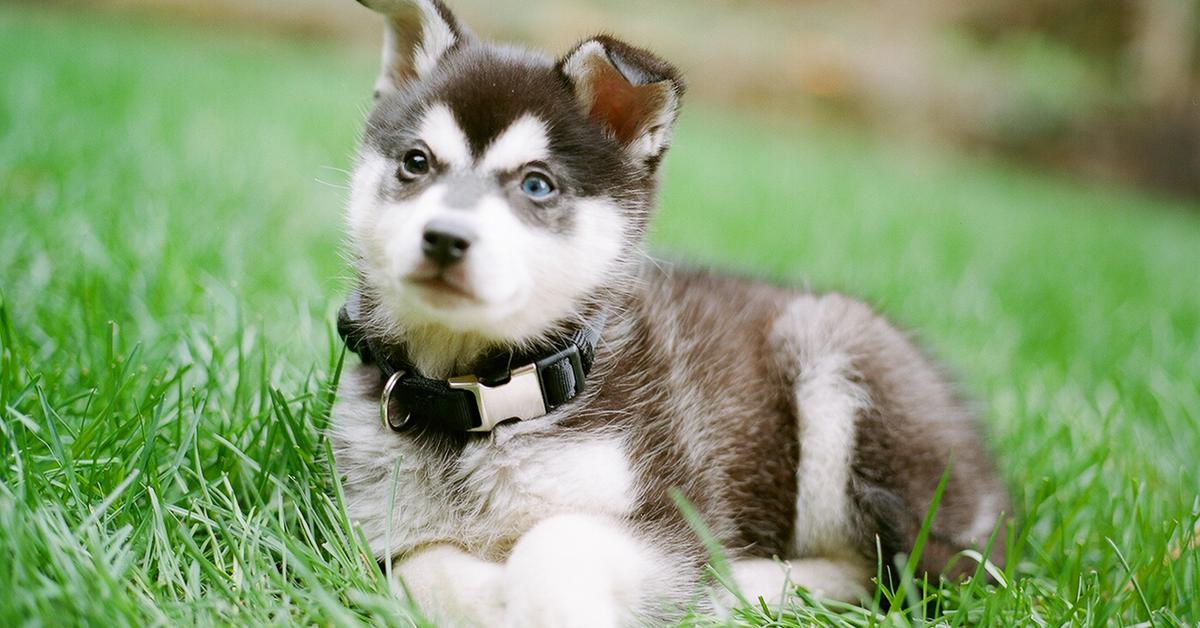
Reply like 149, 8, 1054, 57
2, 4, 1199, 625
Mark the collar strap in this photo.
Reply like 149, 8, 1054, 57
337, 297, 601, 433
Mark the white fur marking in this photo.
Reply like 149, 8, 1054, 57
418, 104, 471, 169
772, 299, 872, 559
345, 149, 390, 239
792, 354, 866, 555
495, 437, 637, 517
561, 41, 607, 108
479, 115, 550, 173
967, 493, 1002, 543
367, 0, 458, 95
412, 0, 457, 79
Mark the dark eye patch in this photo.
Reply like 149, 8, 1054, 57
489, 165, 573, 234
375, 143, 441, 201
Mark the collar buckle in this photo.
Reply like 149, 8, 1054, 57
449, 363, 547, 432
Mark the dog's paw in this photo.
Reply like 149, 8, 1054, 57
392, 545, 505, 627
502, 515, 651, 628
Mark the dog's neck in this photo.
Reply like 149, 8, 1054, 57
383, 323, 498, 379
346, 289, 612, 381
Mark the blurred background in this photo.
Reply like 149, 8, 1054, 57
75, 0, 1200, 197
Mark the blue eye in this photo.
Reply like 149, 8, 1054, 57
520, 172, 556, 199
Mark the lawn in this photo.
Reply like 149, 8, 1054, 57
2, 4, 1199, 625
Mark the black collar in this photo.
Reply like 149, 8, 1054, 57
337, 293, 603, 434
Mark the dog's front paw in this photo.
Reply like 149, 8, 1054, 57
392, 545, 505, 627
502, 515, 652, 628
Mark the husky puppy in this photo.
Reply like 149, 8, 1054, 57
331, 1, 1009, 625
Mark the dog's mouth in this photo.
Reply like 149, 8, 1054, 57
406, 270, 480, 305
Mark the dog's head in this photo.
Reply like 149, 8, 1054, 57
345, 0, 683, 366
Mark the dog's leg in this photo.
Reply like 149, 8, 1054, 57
722, 556, 872, 608
502, 514, 676, 628
770, 293, 1009, 586
391, 545, 505, 627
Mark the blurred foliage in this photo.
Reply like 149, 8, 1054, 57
960, 0, 1140, 67
954, 0, 1200, 194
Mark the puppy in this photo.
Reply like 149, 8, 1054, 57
330, 1, 1009, 625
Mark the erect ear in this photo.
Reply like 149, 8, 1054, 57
356, 0, 471, 99
558, 36, 685, 169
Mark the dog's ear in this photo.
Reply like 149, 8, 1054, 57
559, 36, 685, 170
357, 0, 471, 99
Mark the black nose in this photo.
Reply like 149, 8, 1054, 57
421, 220, 475, 267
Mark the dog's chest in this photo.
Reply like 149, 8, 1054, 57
331, 366, 636, 561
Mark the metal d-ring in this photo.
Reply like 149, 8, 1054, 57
379, 370, 410, 431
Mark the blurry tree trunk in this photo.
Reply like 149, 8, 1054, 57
1128, 0, 1200, 194
1133, 0, 1198, 108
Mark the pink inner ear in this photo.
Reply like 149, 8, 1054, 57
583, 58, 669, 146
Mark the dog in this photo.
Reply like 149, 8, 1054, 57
330, 1, 1010, 625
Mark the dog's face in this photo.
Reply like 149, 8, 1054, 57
346, 0, 683, 348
